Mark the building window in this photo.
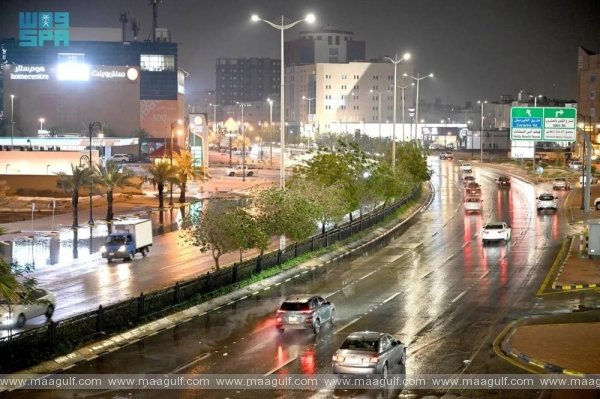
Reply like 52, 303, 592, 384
326, 105, 331, 110
342, 75, 347, 80
341, 85, 347, 90
58, 52, 85, 64
354, 85, 359, 90
591, 108, 596, 118
140, 54, 175, 72
591, 74, 597, 83
373, 75, 379, 80
317, 36, 322, 40
335, 36, 340, 45
328, 36, 333, 45
354, 75, 359, 79
591, 91, 596, 100
329, 57, 338, 63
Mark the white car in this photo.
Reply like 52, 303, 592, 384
463, 175, 476, 186
225, 164, 257, 177
569, 161, 583, 170
481, 222, 511, 244
110, 154, 133, 163
460, 163, 472, 173
464, 197, 483, 213
536, 193, 558, 212
552, 178, 571, 191
0, 288, 55, 328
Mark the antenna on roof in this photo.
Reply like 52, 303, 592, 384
131, 19, 140, 41
150, 0, 163, 43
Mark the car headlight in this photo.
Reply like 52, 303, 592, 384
118, 245, 126, 252
100, 246, 106, 252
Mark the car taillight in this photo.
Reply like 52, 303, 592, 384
276, 310, 285, 314
276, 317, 282, 322
300, 310, 312, 314
332, 355, 345, 362
368, 357, 379, 364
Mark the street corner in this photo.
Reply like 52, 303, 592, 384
549, 235, 600, 292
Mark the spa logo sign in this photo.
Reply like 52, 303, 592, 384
19, 11, 70, 47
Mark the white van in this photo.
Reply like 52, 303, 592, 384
225, 164, 257, 177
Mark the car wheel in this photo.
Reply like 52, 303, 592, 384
142, 248, 147, 257
313, 319, 321, 334
330, 309, 336, 325
482, 240, 487, 245
45, 305, 54, 318
16, 313, 26, 328
277, 327, 284, 333
382, 363, 388, 379
107, 257, 113, 263
248, 172, 254, 176
596, 203, 600, 210
229, 172, 235, 177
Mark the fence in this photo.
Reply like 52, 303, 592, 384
0, 185, 420, 373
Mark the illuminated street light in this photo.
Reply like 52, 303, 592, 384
267, 98, 274, 168
252, 12, 315, 189
209, 103, 219, 133
385, 52, 411, 170
477, 100, 487, 163
404, 72, 434, 147
39, 117, 45, 131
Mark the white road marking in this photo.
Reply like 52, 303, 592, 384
324, 290, 340, 299
382, 292, 400, 304
451, 290, 468, 303
170, 352, 212, 374
358, 270, 376, 280
334, 317, 360, 334
263, 355, 298, 376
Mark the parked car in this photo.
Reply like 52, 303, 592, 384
332, 331, 407, 377
460, 163, 472, 173
496, 176, 511, 188
580, 175, 599, 185
552, 178, 571, 191
110, 153, 133, 163
225, 164, 257, 177
536, 193, 558, 212
464, 197, 483, 213
465, 182, 482, 196
275, 295, 335, 334
481, 222, 511, 245
439, 152, 453, 160
463, 175, 476, 186
0, 288, 55, 328
594, 197, 600, 210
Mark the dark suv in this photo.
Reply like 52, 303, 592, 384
275, 295, 335, 334
439, 152, 453, 160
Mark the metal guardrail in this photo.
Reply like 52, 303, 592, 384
0, 186, 420, 373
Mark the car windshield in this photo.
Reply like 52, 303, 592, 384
466, 198, 480, 203
340, 338, 380, 352
485, 224, 504, 230
106, 236, 127, 245
539, 194, 554, 201
279, 302, 309, 311
499, 177, 509, 181
555, 178, 565, 182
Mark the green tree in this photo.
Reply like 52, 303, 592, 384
94, 160, 135, 222
148, 160, 177, 209
393, 141, 432, 182
287, 177, 347, 234
173, 150, 195, 203
181, 201, 242, 270
252, 186, 319, 245
56, 164, 94, 228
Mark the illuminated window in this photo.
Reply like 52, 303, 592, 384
140, 54, 175, 72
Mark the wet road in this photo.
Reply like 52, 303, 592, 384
3, 158, 590, 399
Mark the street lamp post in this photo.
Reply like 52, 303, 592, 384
267, 98, 274, 168
404, 72, 434, 147
209, 103, 219, 133
88, 122, 102, 225
10, 94, 15, 148
397, 81, 414, 141
39, 118, 45, 132
237, 102, 251, 181
170, 120, 183, 205
477, 100, 487, 164
252, 13, 315, 189
385, 53, 411, 170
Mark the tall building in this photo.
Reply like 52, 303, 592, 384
1, 27, 185, 139
285, 25, 366, 66
215, 58, 280, 107
577, 47, 600, 135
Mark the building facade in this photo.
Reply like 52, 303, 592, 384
1, 28, 184, 139
577, 47, 600, 138
215, 58, 280, 107
285, 26, 366, 66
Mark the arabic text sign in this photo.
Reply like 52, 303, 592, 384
510, 107, 576, 142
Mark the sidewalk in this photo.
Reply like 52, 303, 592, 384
483, 160, 600, 376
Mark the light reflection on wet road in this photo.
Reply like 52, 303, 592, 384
3, 158, 591, 399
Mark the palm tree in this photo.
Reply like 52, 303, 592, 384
94, 160, 135, 222
148, 160, 177, 209
56, 164, 93, 228
173, 150, 195, 203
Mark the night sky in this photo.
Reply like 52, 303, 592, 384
1, 0, 599, 107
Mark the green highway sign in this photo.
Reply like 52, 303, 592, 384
510, 106, 576, 142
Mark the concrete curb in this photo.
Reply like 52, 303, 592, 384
550, 236, 600, 290
5, 185, 432, 381
498, 320, 588, 377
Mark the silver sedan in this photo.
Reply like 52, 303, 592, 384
332, 331, 406, 377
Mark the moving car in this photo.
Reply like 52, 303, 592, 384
439, 152, 453, 160
332, 331, 406, 377
496, 176, 511, 188
275, 295, 335, 334
0, 288, 55, 328
463, 175, 476, 186
481, 222, 511, 244
552, 178, 571, 191
464, 197, 483, 213
225, 164, 257, 177
460, 163, 472, 173
569, 161, 583, 170
536, 193, 558, 212
594, 197, 600, 210
465, 182, 482, 196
